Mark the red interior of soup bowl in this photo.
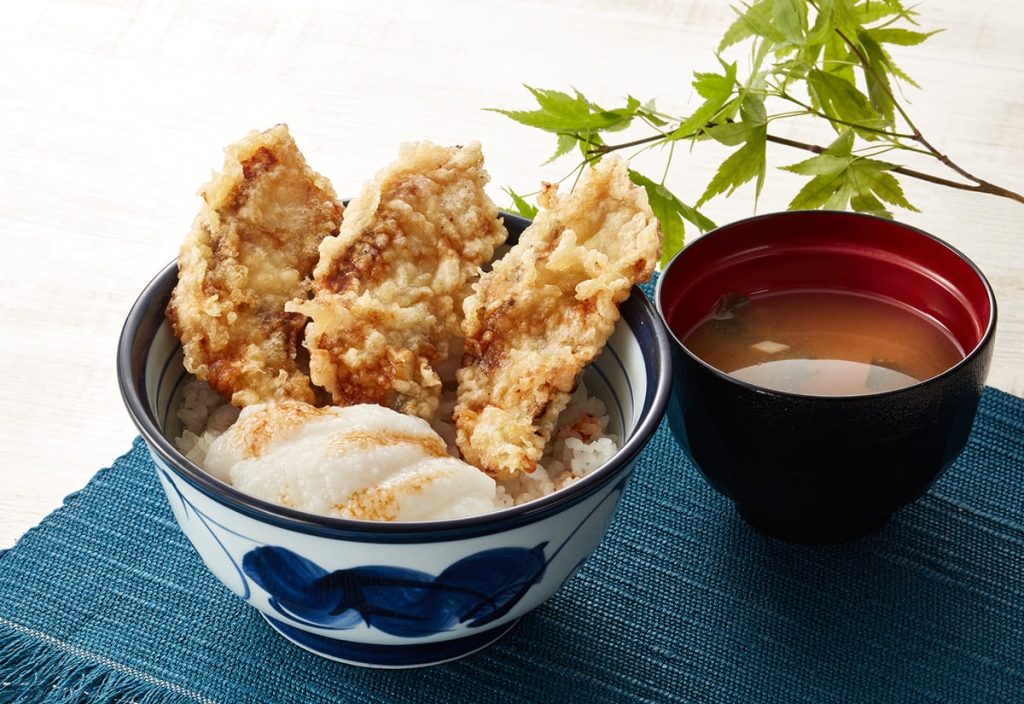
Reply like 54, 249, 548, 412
658, 211, 994, 356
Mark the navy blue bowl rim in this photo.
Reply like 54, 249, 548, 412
655, 210, 998, 402
118, 213, 675, 543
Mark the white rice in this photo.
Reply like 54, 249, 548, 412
173, 374, 620, 513
492, 386, 619, 507
173, 381, 239, 466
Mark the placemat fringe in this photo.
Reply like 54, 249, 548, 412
0, 616, 218, 704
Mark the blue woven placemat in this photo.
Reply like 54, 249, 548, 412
2, 387, 1023, 703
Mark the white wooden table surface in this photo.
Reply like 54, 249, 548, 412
2, 0, 1022, 549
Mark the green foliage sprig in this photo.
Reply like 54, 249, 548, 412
490, 0, 1024, 266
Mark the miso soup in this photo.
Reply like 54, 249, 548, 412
682, 289, 964, 396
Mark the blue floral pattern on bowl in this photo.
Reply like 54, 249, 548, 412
242, 543, 549, 637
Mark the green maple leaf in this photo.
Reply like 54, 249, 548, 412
719, 0, 772, 51
849, 191, 890, 217
863, 26, 942, 90
669, 58, 738, 141
857, 30, 896, 122
503, 187, 539, 220
725, 0, 787, 50
868, 27, 941, 48
629, 171, 716, 267
847, 163, 918, 212
698, 94, 768, 206
806, 67, 889, 136
527, 86, 641, 132
822, 22, 857, 85
551, 133, 578, 164
854, 0, 921, 26
783, 129, 918, 213
774, 0, 809, 46
488, 87, 590, 132
487, 86, 642, 163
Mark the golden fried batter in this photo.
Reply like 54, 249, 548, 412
166, 125, 344, 407
454, 156, 663, 480
287, 141, 507, 420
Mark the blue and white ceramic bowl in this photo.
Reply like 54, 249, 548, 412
117, 214, 673, 668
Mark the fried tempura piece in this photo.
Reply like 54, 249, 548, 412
454, 156, 663, 480
167, 125, 344, 407
287, 141, 507, 420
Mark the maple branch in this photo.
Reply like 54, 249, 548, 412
767, 134, 1024, 204
588, 130, 1024, 205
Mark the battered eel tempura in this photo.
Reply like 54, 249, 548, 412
287, 141, 507, 421
167, 125, 345, 407
454, 156, 663, 480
